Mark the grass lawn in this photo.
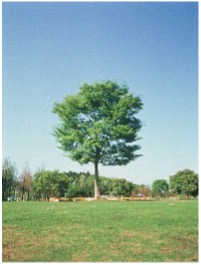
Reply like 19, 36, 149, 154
2, 200, 198, 262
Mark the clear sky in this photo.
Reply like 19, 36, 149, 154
2, 2, 198, 186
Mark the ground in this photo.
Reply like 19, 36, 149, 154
2, 200, 198, 262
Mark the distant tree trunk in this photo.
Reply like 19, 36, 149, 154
22, 186, 25, 201
2, 190, 6, 201
94, 162, 100, 200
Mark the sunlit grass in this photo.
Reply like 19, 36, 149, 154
2, 200, 198, 262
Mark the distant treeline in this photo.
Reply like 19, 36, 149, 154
32, 170, 139, 201
2, 157, 198, 201
2, 158, 146, 201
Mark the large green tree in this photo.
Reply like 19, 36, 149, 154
53, 81, 143, 199
169, 169, 198, 198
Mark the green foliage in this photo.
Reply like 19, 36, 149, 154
66, 184, 80, 198
32, 169, 136, 199
169, 169, 198, 198
2, 158, 17, 201
152, 179, 169, 195
32, 170, 70, 200
53, 80, 143, 165
53, 81, 143, 198
64, 171, 94, 197
99, 177, 136, 196
79, 174, 94, 197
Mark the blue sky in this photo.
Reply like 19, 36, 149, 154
2, 2, 198, 185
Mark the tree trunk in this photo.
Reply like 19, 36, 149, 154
22, 187, 25, 201
94, 162, 100, 200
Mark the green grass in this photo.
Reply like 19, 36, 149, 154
2, 200, 198, 262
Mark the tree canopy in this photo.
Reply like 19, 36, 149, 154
152, 179, 169, 195
169, 169, 198, 198
2, 158, 17, 201
32, 170, 69, 201
53, 81, 143, 199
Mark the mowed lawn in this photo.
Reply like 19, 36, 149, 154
2, 200, 198, 262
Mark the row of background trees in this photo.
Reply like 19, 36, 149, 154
2, 157, 198, 201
